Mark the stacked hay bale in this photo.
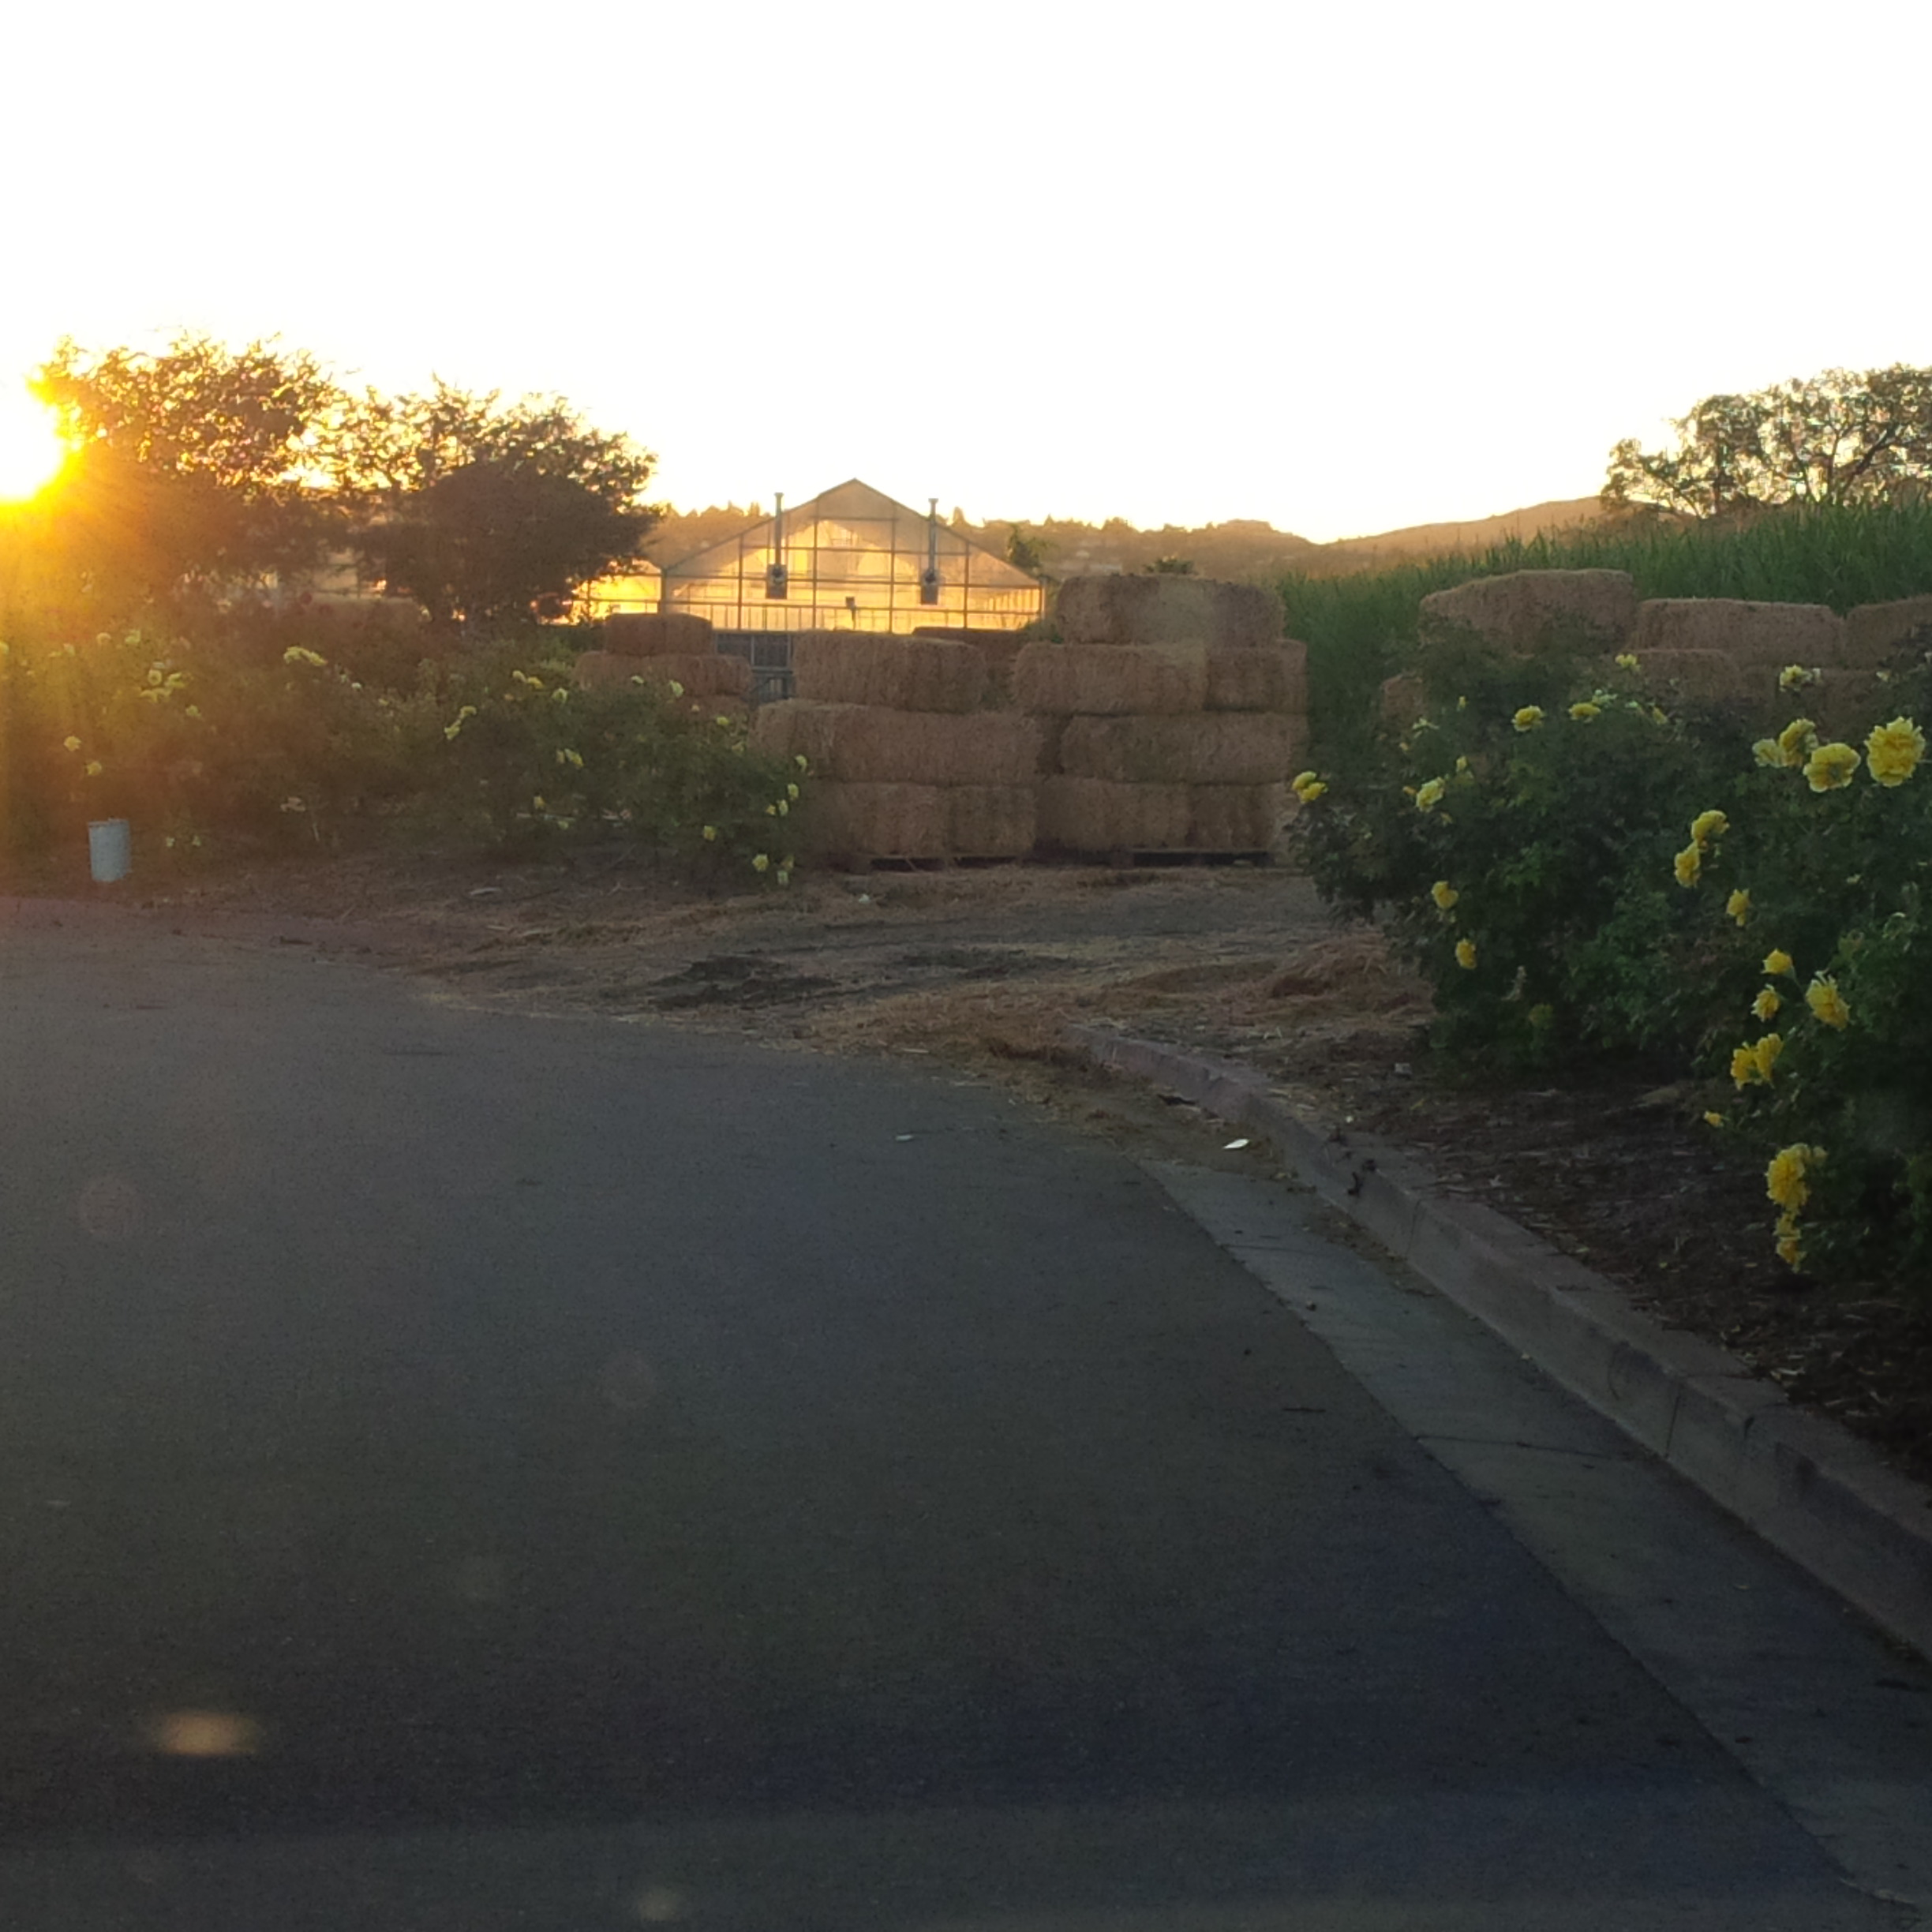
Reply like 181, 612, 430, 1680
1021, 577, 1308, 857
1410, 572, 1923, 732
573, 612, 754, 721
751, 631, 1040, 864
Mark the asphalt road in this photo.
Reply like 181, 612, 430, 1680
0, 904, 1919, 1930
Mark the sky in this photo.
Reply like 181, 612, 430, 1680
4, 0, 1929, 542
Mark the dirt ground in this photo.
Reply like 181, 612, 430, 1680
30, 839, 1931, 1489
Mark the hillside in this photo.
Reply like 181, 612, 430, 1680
642, 495, 1611, 585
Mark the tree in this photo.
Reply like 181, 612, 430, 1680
345, 380, 660, 625
1603, 365, 1932, 519
30, 334, 346, 602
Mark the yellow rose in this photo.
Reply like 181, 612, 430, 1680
84, 759, 103, 777
1672, 844, 1702, 888
1431, 880, 1459, 911
1751, 738, 1785, 768
62, 735, 80, 752
1763, 948, 1794, 978
1702, 1110, 1724, 1128
1803, 741, 1861, 792
1512, 706, 1544, 732
1776, 717, 1818, 766
1614, 653, 1639, 672
1865, 716, 1925, 787
1414, 777, 1447, 811
1454, 938, 1477, 970
1726, 889, 1750, 926
1765, 1143, 1823, 1212
751, 852, 770, 873
1751, 986, 1781, 1023
1804, 975, 1850, 1029
1690, 809, 1728, 847
1568, 701, 1601, 721
1774, 1220, 1804, 1271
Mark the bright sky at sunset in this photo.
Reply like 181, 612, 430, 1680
6, 0, 1929, 541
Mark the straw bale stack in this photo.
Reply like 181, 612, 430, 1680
1417, 570, 1637, 654
792, 632, 987, 713
573, 651, 752, 698
945, 785, 1036, 858
1204, 641, 1309, 713
1058, 713, 1305, 786
751, 702, 1040, 785
1844, 594, 1932, 668
1187, 784, 1286, 852
1058, 575, 1282, 651
1037, 779, 1192, 853
1625, 650, 1747, 703
1013, 643, 1204, 715
797, 784, 949, 861
1630, 598, 1846, 668
604, 612, 716, 657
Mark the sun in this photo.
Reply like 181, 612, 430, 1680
0, 384, 69, 502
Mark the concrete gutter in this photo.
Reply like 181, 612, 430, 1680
1069, 1024, 1932, 1665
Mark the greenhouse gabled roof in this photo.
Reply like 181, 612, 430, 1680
660, 479, 1039, 588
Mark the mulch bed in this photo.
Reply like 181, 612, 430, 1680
1260, 1037, 1932, 1491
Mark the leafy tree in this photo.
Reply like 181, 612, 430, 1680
345, 380, 660, 626
28, 334, 346, 603
1604, 365, 1932, 519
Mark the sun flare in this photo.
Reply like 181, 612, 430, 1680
0, 385, 68, 502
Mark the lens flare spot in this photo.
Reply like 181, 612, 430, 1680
147, 1709, 263, 1758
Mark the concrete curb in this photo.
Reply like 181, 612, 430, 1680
1070, 1024, 1932, 1664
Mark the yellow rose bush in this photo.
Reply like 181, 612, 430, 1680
1701, 653, 1932, 1288
1291, 640, 1728, 1067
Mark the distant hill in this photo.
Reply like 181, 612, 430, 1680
641, 495, 1611, 586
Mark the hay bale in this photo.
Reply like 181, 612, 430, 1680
1417, 570, 1638, 654
575, 651, 751, 698
1013, 643, 1205, 714
797, 782, 949, 860
1036, 778, 1191, 852
945, 785, 1036, 857
1204, 641, 1309, 713
1629, 598, 1847, 668
1058, 712, 1306, 785
750, 702, 1042, 784
604, 612, 716, 657
1627, 650, 1747, 702
1189, 784, 1287, 851
792, 632, 987, 713
1057, 575, 1283, 650
1380, 672, 1426, 729
1844, 594, 1932, 668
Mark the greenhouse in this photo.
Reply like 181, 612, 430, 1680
656, 480, 1043, 634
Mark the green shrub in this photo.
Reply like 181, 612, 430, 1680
1694, 652, 1932, 1289
427, 643, 806, 880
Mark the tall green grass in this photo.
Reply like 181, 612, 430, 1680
1285, 499, 1932, 756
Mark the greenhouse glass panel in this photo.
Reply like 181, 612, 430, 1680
654, 481, 1044, 634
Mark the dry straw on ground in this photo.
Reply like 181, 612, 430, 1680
1036, 777, 1192, 852
1630, 597, 1848, 667
752, 702, 1043, 785
792, 633, 988, 713
1013, 644, 1205, 715
1417, 570, 1638, 655
1058, 712, 1306, 785
1204, 642, 1309, 713
603, 612, 717, 657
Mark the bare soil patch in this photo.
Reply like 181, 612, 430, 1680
32, 840, 1930, 1488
